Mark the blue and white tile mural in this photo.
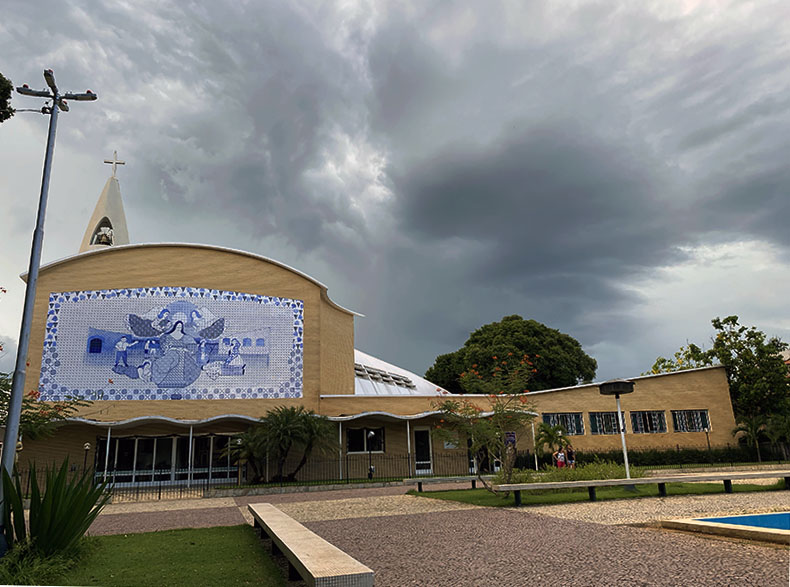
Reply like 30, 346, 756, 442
40, 287, 304, 400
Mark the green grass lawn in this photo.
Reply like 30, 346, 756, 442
408, 481, 785, 508
58, 526, 287, 587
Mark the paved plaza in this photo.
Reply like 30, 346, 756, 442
89, 482, 790, 586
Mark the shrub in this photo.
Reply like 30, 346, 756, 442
496, 459, 642, 485
2, 461, 111, 556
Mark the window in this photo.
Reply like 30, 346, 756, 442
589, 412, 621, 435
672, 410, 710, 432
630, 411, 667, 434
542, 413, 585, 435
88, 338, 103, 353
256, 338, 266, 347
346, 427, 385, 453
242, 338, 252, 346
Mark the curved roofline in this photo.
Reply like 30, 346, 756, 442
64, 411, 461, 426
66, 414, 261, 428
23, 242, 362, 316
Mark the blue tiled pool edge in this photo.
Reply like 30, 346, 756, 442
662, 512, 790, 545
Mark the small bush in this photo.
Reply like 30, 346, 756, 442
498, 459, 642, 485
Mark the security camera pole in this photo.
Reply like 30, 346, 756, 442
0, 70, 96, 556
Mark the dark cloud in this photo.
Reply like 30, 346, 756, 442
3, 1, 790, 381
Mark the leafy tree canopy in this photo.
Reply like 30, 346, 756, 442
647, 315, 789, 417
425, 315, 597, 394
0, 72, 14, 123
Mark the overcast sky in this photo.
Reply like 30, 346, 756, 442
2, 1, 790, 383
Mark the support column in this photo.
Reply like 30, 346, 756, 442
187, 426, 194, 488
103, 426, 112, 482
338, 422, 343, 481
406, 420, 412, 476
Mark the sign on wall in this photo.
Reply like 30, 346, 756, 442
39, 286, 304, 401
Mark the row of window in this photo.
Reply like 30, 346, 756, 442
543, 409, 710, 436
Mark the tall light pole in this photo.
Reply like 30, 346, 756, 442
0, 70, 96, 555
599, 379, 634, 480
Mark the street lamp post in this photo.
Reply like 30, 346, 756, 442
599, 380, 634, 480
703, 427, 712, 463
0, 70, 96, 556
83, 442, 92, 473
367, 430, 375, 480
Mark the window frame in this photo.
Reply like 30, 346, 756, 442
671, 409, 710, 432
346, 427, 386, 454
630, 410, 667, 434
589, 411, 621, 435
542, 412, 585, 436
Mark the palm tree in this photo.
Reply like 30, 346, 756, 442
262, 406, 307, 481
534, 422, 567, 456
227, 426, 268, 483
289, 413, 336, 479
732, 414, 767, 463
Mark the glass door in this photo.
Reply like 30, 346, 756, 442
414, 428, 433, 475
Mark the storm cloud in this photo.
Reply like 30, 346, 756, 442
2, 0, 790, 381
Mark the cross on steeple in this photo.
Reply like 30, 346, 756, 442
103, 150, 126, 177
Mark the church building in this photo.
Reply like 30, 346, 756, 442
15, 156, 738, 485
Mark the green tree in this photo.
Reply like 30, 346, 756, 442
710, 316, 789, 417
425, 315, 597, 394
231, 406, 336, 483
534, 422, 568, 454
645, 316, 789, 417
0, 73, 14, 123
643, 343, 713, 375
765, 412, 790, 460
434, 355, 536, 491
732, 414, 767, 463
0, 372, 90, 441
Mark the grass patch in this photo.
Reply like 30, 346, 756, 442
408, 480, 786, 508
58, 525, 287, 587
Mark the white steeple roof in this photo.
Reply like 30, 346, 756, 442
79, 153, 130, 253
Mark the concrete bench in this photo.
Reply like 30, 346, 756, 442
403, 475, 493, 492
249, 503, 374, 586
495, 469, 790, 507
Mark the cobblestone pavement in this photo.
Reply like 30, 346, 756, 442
87, 481, 790, 586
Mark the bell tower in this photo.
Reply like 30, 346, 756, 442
79, 151, 130, 253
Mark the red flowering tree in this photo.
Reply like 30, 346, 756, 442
0, 372, 91, 441
433, 354, 536, 492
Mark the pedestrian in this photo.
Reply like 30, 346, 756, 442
566, 444, 576, 469
553, 446, 567, 468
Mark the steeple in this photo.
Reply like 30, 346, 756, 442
79, 151, 130, 253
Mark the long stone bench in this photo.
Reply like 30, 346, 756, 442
403, 475, 493, 492
249, 503, 374, 586
495, 469, 790, 507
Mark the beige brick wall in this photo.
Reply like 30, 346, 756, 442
22, 244, 356, 422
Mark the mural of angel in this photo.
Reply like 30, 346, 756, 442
115, 300, 232, 388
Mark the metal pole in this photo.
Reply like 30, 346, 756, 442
531, 421, 539, 471
1, 100, 59, 481
616, 393, 631, 479
0, 71, 96, 556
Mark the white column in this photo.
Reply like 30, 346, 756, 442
338, 422, 343, 481
187, 426, 194, 488
406, 420, 411, 476
132, 438, 138, 484
102, 426, 112, 482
